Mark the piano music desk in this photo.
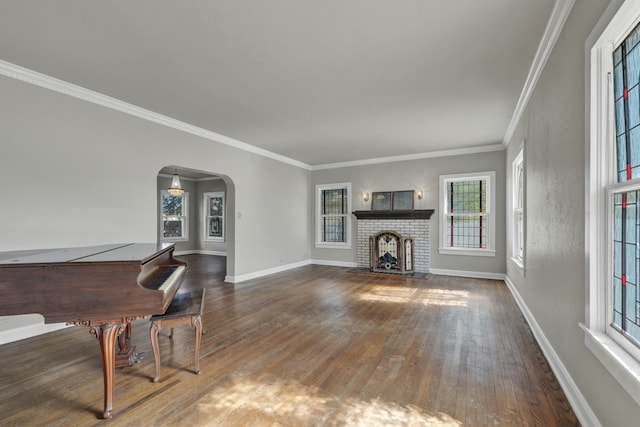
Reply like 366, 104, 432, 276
149, 288, 205, 382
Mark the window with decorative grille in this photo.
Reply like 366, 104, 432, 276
204, 192, 224, 242
611, 20, 640, 345
586, 0, 640, 399
316, 183, 351, 248
439, 172, 495, 257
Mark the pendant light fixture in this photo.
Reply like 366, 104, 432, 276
167, 169, 184, 196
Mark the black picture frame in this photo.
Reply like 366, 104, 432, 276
392, 190, 414, 210
371, 192, 392, 210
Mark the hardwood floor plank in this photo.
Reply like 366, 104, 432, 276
0, 255, 580, 426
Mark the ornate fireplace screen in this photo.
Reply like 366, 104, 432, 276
370, 231, 414, 274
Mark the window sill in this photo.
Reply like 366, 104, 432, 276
580, 323, 640, 406
315, 243, 352, 250
205, 237, 224, 243
162, 238, 188, 243
438, 247, 496, 257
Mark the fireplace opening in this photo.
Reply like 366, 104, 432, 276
370, 231, 413, 274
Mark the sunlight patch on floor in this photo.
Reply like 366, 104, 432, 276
358, 285, 469, 307
192, 374, 462, 426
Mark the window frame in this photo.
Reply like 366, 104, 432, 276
586, 0, 640, 404
511, 149, 525, 269
315, 182, 352, 249
160, 190, 189, 242
438, 171, 496, 257
204, 191, 225, 242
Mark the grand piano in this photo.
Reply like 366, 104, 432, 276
0, 243, 187, 419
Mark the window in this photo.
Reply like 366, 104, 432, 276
438, 172, 496, 256
204, 192, 225, 242
161, 190, 188, 241
611, 22, 640, 348
316, 183, 351, 248
512, 149, 525, 268
587, 0, 640, 401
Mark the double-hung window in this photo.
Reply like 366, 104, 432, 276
587, 0, 640, 401
161, 190, 188, 241
512, 150, 525, 268
611, 23, 640, 350
204, 192, 225, 242
316, 183, 351, 248
439, 171, 496, 256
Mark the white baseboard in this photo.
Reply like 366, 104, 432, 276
174, 249, 227, 257
226, 257, 360, 283
503, 275, 601, 427
0, 322, 69, 346
311, 259, 359, 268
225, 259, 312, 283
429, 268, 506, 281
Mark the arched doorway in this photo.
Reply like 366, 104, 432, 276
157, 166, 235, 280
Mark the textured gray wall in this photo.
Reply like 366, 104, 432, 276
505, 0, 640, 424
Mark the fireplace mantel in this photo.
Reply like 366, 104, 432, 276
352, 209, 434, 220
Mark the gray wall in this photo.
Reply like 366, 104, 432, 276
505, 0, 640, 425
0, 74, 310, 333
311, 149, 506, 276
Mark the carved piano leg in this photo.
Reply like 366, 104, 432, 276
70, 316, 142, 419
115, 323, 140, 367
193, 315, 202, 375
90, 322, 126, 419
150, 321, 162, 382
117, 323, 130, 353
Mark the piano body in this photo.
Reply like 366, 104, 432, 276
0, 243, 187, 419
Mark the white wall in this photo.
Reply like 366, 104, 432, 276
505, 1, 640, 425
0, 74, 311, 336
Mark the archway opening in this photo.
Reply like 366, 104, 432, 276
157, 166, 235, 280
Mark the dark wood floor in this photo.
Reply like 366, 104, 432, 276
0, 255, 579, 426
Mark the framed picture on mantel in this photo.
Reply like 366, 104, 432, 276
392, 190, 414, 210
371, 192, 392, 210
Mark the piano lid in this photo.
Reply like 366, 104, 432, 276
0, 243, 174, 265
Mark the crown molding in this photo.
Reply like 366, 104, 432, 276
311, 143, 505, 171
157, 173, 222, 182
0, 60, 312, 171
503, 0, 576, 146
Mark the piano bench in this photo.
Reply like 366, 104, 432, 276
149, 288, 205, 383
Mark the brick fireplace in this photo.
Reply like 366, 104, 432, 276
353, 210, 434, 274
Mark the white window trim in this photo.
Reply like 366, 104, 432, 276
511, 149, 525, 270
585, 0, 640, 405
315, 182, 352, 249
438, 171, 496, 257
204, 191, 225, 242
160, 190, 189, 242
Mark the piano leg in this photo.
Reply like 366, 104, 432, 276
90, 322, 127, 419
115, 323, 139, 367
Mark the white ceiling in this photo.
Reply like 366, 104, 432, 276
0, 0, 555, 167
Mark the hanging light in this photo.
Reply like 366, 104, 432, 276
167, 169, 184, 196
